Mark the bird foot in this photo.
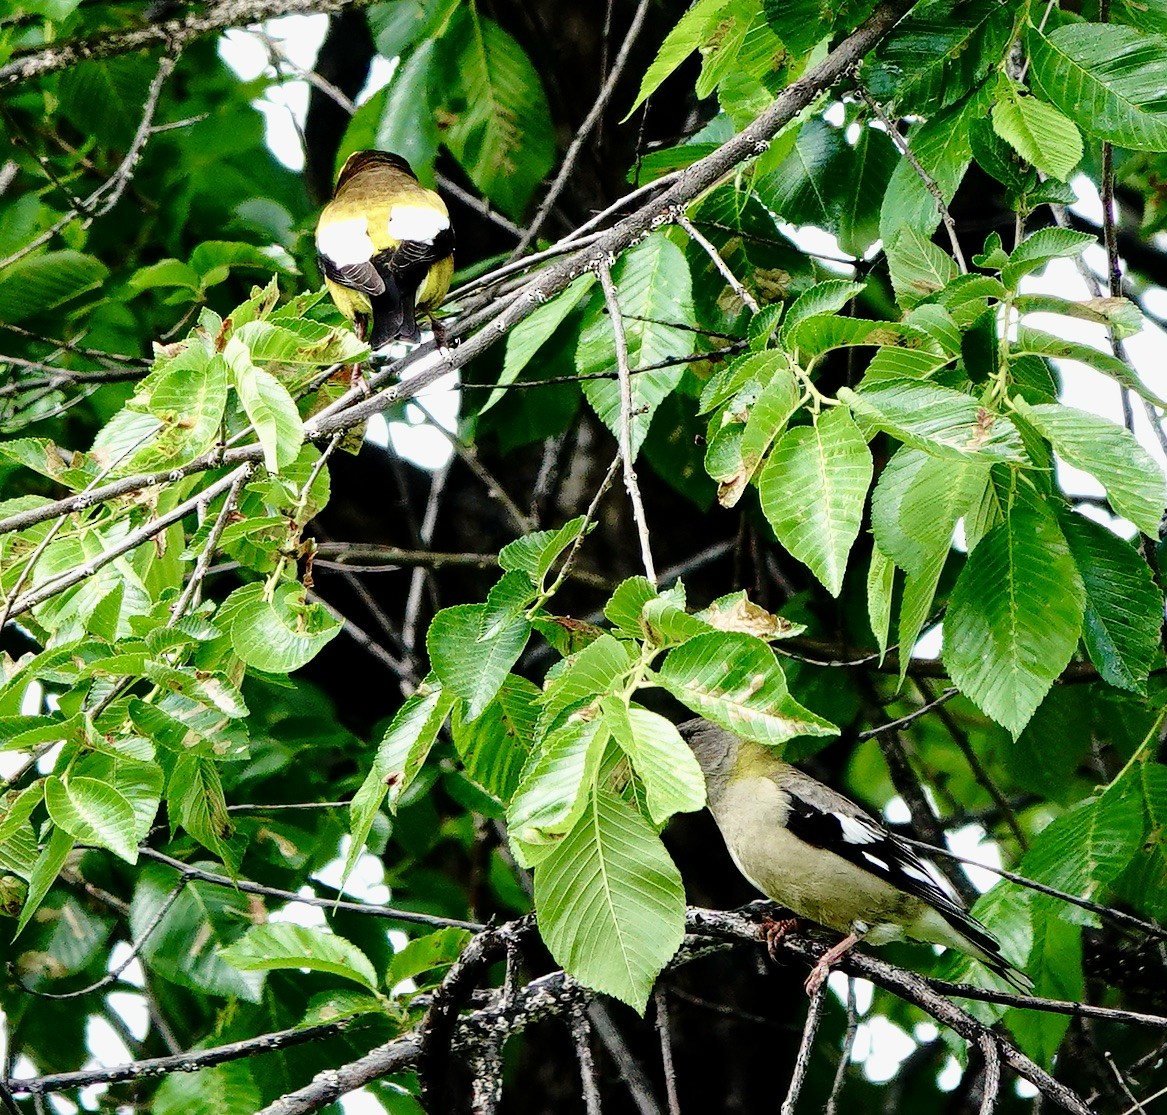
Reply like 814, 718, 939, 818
761, 916, 801, 962
803, 931, 862, 998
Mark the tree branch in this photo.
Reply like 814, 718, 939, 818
0, 0, 380, 90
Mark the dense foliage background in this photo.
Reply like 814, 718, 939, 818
2, 0, 1167, 1111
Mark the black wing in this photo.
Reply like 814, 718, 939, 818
784, 792, 1007, 962
317, 252, 385, 297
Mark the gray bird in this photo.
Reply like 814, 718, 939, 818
680, 718, 1032, 995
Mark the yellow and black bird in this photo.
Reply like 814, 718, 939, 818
315, 150, 454, 348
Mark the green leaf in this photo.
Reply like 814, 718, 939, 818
153, 1062, 259, 1115
452, 674, 539, 802
992, 227, 1095, 289
867, 544, 895, 662
758, 407, 873, 596
131, 863, 263, 1000
386, 926, 473, 989
624, 0, 734, 119
841, 380, 1024, 462
223, 337, 303, 472
880, 84, 989, 245
534, 786, 685, 1012
221, 924, 378, 990
1019, 782, 1144, 900
1011, 327, 1167, 409
1013, 294, 1142, 338
427, 602, 531, 720
885, 227, 959, 309
779, 279, 866, 347
346, 677, 454, 881
720, 363, 801, 507
755, 121, 896, 257
871, 447, 985, 578
498, 517, 587, 590
58, 55, 154, 146
538, 633, 637, 735
169, 754, 234, 863
15, 826, 74, 938
1061, 511, 1162, 694
1028, 23, 1167, 151
603, 577, 658, 637
229, 582, 342, 673
487, 275, 595, 413
945, 501, 1085, 735
44, 775, 138, 863
760, 0, 829, 54
578, 233, 695, 459
656, 630, 837, 746
508, 718, 607, 862
441, 8, 556, 218
866, 0, 1015, 116
990, 80, 1082, 182
602, 702, 706, 824
0, 251, 108, 323
1018, 400, 1167, 535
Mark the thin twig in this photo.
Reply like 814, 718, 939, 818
0, 422, 159, 631
573, 1008, 603, 1115
857, 84, 967, 273
978, 1033, 1002, 1115
598, 258, 656, 585
538, 453, 621, 606
512, 0, 652, 256
675, 211, 760, 312
5, 463, 250, 622
917, 677, 1028, 849
899, 835, 1167, 940
15, 881, 185, 1000
1104, 1049, 1145, 1115
169, 463, 254, 620
857, 685, 958, 740
781, 983, 826, 1115
654, 985, 681, 1115
587, 1002, 666, 1115
135, 847, 482, 931
0, 51, 176, 271
825, 976, 858, 1115
7, 1019, 358, 1097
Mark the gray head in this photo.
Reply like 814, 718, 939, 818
677, 718, 738, 783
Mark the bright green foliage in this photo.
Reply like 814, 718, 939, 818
3, 0, 1167, 1107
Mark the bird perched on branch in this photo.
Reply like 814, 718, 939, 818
679, 719, 1032, 996
315, 150, 454, 348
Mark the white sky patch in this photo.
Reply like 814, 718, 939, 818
827, 970, 874, 1012
884, 795, 911, 825
946, 824, 1002, 893
219, 15, 330, 172
854, 1016, 917, 1082
359, 54, 397, 105
107, 992, 150, 1042
937, 1054, 962, 1091
776, 221, 855, 273
106, 943, 144, 988
269, 887, 327, 927
315, 838, 392, 904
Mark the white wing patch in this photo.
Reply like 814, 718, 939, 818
836, 813, 880, 845
387, 204, 449, 244
317, 216, 374, 266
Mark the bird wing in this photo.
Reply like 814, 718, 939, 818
318, 253, 385, 297
780, 784, 1013, 960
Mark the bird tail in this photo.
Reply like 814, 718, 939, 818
935, 906, 1033, 993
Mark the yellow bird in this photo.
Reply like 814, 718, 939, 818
315, 150, 454, 348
